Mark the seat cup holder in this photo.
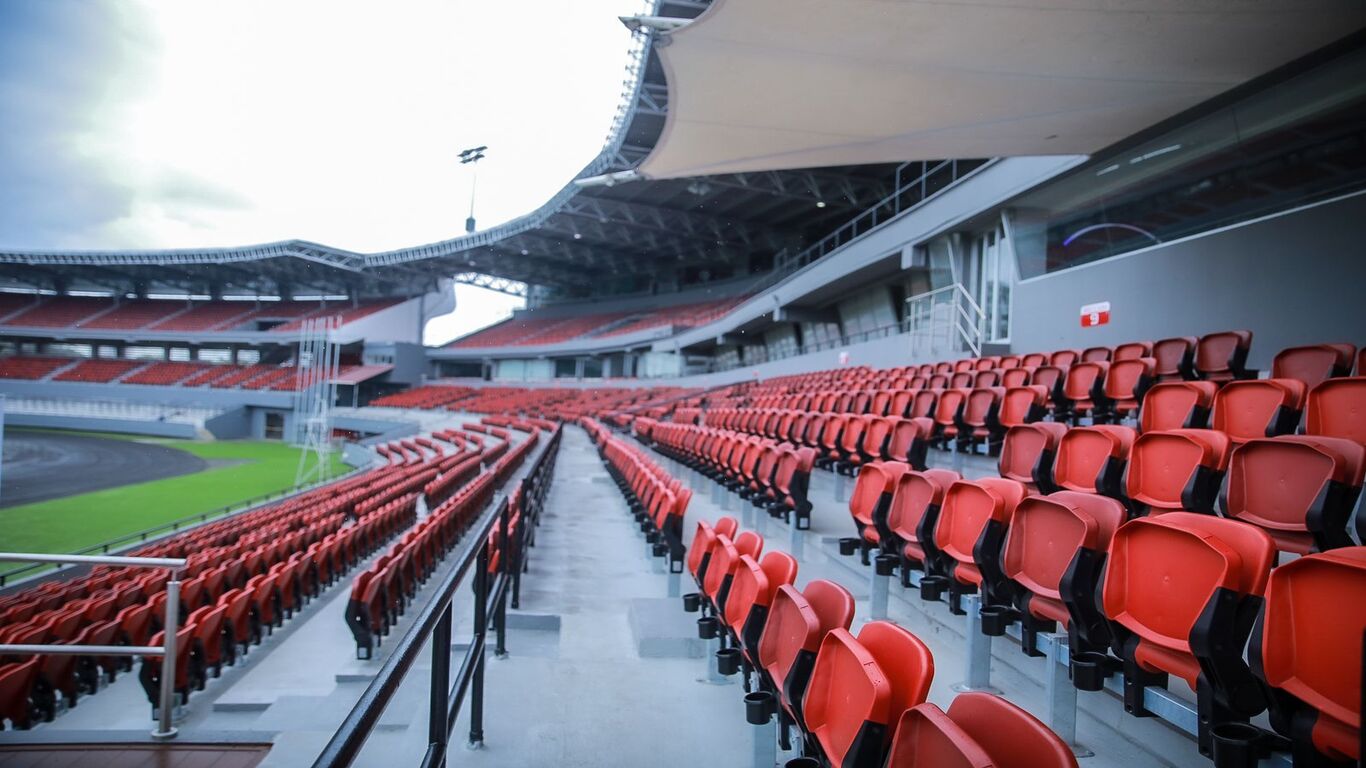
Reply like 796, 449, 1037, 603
919, 575, 947, 601
697, 616, 719, 640
874, 553, 897, 577
1210, 723, 1266, 768
639, 521, 653, 533
1069, 651, 1111, 692
716, 647, 742, 676
785, 759, 821, 768
978, 605, 1011, 636
682, 593, 701, 613
744, 690, 776, 725
651, 543, 667, 558
838, 537, 860, 556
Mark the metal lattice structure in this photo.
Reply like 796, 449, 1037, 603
292, 317, 339, 488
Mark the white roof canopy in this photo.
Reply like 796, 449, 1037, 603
639, 0, 1366, 179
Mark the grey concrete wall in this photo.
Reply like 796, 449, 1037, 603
5, 413, 198, 438
1010, 192, 1366, 370
205, 407, 252, 439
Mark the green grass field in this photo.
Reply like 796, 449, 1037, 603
1, 432, 350, 555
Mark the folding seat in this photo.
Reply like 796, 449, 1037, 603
916, 363, 935, 378
721, 551, 798, 672
847, 462, 911, 562
1272, 343, 1356, 387
972, 370, 999, 388
1195, 329, 1254, 382
1081, 346, 1112, 363
816, 415, 847, 469
887, 468, 961, 578
954, 359, 976, 373
1222, 436, 1364, 555
998, 385, 1049, 430
974, 356, 999, 371
1021, 352, 1047, 367
801, 622, 935, 768
139, 623, 205, 707
1210, 378, 1306, 445
857, 416, 893, 466
1057, 361, 1109, 424
1052, 425, 1136, 504
768, 449, 817, 528
757, 580, 855, 729
909, 389, 937, 419
885, 693, 1079, 768
1050, 349, 1081, 369
947, 372, 972, 389
997, 422, 1068, 494
1250, 547, 1365, 766
1139, 380, 1219, 432
851, 391, 873, 414
1100, 357, 1154, 422
885, 417, 932, 471
870, 390, 891, 417
1029, 365, 1064, 405
834, 415, 871, 475
1152, 336, 1198, 381
925, 478, 1028, 613
1304, 377, 1366, 447
1103, 513, 1275, 756
930, 389, 969, 446
0, 658, 48, 729
928, 374, 949, 389
187, 604, 230, 676
745, 446, 781, 502
954, 387, 1003, 450
1125, 428, 1231, 515
701, 532, 763, 617
1113, 341, 1153, 361
117, 602, 154, 647
999, 367, 1031, 388
999, 491, 1126, 657
908, 375, 929, 390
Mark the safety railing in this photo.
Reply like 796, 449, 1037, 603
0, 552, 188, 739
906, 282, 986, 358
312, 426, 561, 768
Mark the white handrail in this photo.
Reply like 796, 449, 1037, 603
0, 552, 187, 740
905, 282, 984, 358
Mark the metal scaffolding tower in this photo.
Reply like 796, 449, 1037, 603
292, 316, 340, 487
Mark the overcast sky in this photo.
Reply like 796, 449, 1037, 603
0, 0, 643, 343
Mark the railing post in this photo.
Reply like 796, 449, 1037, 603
428, 602, 453, 768
468, 542, 488, 749
153, 569, 181, 740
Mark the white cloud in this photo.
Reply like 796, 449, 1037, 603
47, 0, 645, 341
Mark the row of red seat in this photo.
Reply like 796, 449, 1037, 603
704, 374, 1366, 477
635, 418, 820, 529
0, 443, 455, 729
683, 512, 1079, 767
344, 429, 539, 658
0, 296, 398, 332
447, 295, 748, 348
838, 447, 1365, 764
584, 419, 692, 569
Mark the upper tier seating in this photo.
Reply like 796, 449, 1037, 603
3, 297, 113, 328
0, 356, 74, 380
0, 297, 397, 333
122, 361, 212, 386
52, 359, 143, 383
448, 295, 749, 348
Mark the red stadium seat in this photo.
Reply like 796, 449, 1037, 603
1195, 330, 1254, 382
1305, 377, 1366, 447
998, 385, 1049, 430
1210, 378, 1306, 445
1000, 366, 1032, 388
1101, 357, 1154, 422
887, 468, 961, 579
1058, 361, 1109, 423
1223, 436, 1364, 555
929, 478, 1028, 613
1002, 491, 1126, 656
1252, 547, 1366, 766
998, 422, 1068, 493
1113, 341, 1153, 361
1139, 380, 1219, 433
722, 551, 798, 666
757, 580, 855, 727
885, 692, 1079, 768
955, 387, 1003, 449
802, 622, 934, 768
885, 417, 932, 471
1125, 428, 1231, 515
848, 462, 911, 560
1052, 425, 1136, 503
1103, 512, 1274, 756
1272, 343, 1356, 387
1081, 346, 1112, 363
1152, 336, 1197, 381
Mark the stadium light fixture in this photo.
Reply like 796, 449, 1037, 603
816, 201, 827, 208
460, 146, 487, 233
618, 15, 691, 33
575, 169, 643, 188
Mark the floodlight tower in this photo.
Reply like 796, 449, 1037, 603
460, 145, 487, 233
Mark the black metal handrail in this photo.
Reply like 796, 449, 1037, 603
312, 426, 561, 768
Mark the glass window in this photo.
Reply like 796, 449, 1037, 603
1010, 46, 1366, 279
